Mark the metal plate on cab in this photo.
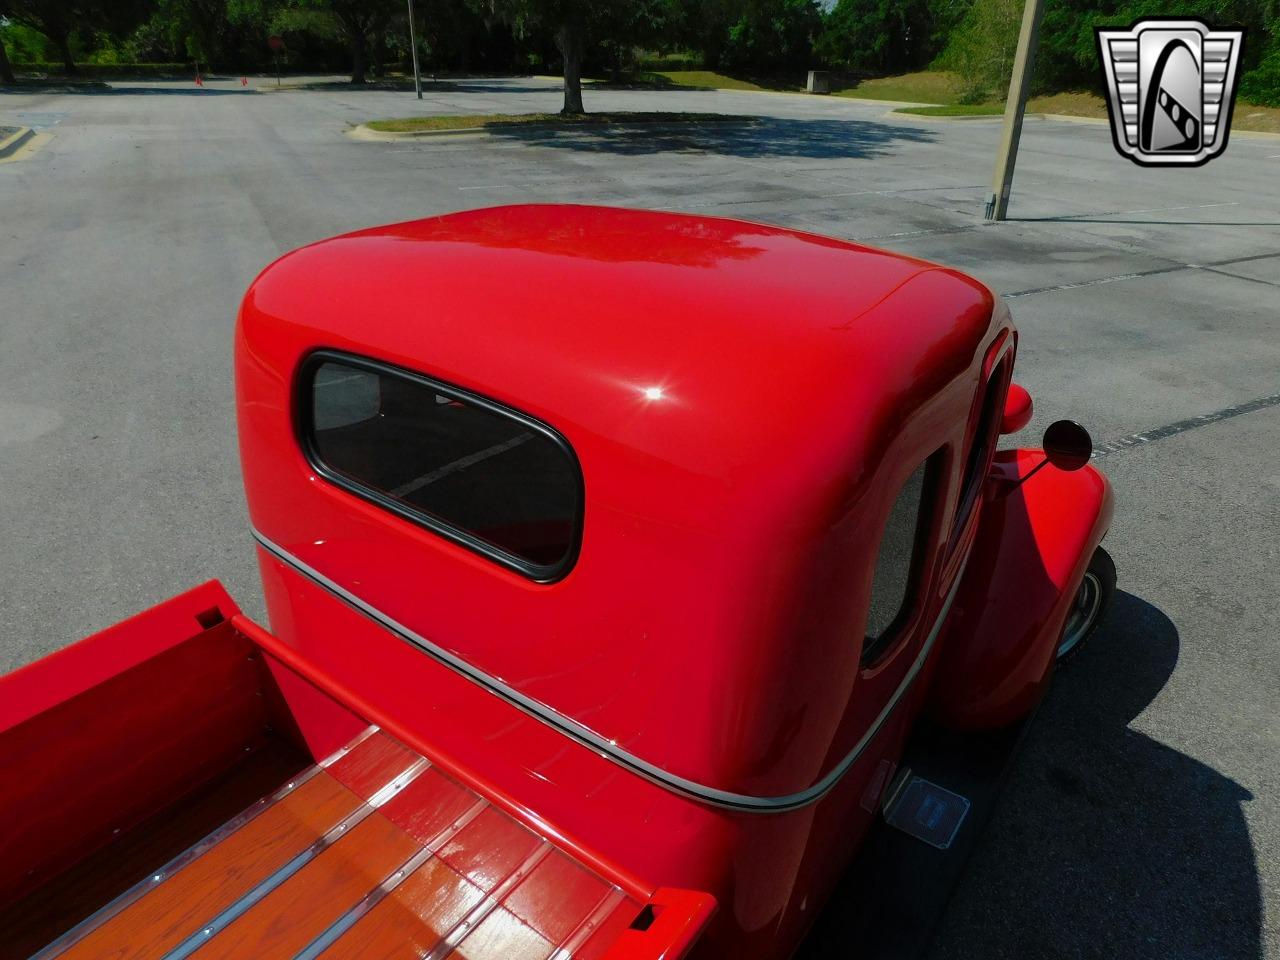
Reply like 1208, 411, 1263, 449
883, 775, 971, 850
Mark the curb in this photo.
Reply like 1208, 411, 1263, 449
889, 108, 1280, 139
1230, 125, 1280, 140
349, 117, 760, 142
890, 110, 1032, 123
0, 126, 35, 159
828, 95, 932, 108
1027, 110, 1280, 139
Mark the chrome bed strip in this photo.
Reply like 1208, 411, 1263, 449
548, 887, 630, 960
290, 796, 489, 960
157, 757, 428, 960
26, 726, 380, 960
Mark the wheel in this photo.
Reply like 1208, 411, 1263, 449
1056, 546, 1116, 663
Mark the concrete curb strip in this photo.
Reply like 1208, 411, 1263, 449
349, 117, 759, 142
890, 111, 1038, 124
0, 126, 35, 158
887, 108, 1280, 138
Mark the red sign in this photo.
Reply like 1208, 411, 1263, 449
268, 35, 284, 52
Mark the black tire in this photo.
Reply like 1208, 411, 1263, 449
1056, 546, 1116, 663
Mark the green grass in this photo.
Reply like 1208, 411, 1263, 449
832, 70, 964, 104
365, 111, 753, 133
655, 70, 802, 92
892, 90, 1280, 131
635, 53, 705, 71
1024, 90, 1280, 133
597, 69, 803, 92
279, 77, 458, 92
896, 103, 1004, 117
604, 67, 970, 100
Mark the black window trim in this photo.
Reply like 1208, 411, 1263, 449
952, 357, 1011, 539
861, 452, 943, 667
296, 348, 585, 584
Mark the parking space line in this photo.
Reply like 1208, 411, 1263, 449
1006, 267, 1178, 298
1049, 201, 1239, 221
1092, 393, 1280, 458
1007, 250, 1280, 298
1198, 266, 1280, 287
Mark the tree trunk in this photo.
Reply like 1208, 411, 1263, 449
349, 33, 367, 83
556, 23, 585, 115
0, 38, 15, 85
54, 32, 76, 75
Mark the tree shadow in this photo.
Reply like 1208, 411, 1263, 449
481, 116, 935, 160
0, 80, 110, 94
447, 82, 571, 94
86, 87, 260, 97
1013, 216, 1280, 227
278, 79, 461, 93
928, 591, 1261, 960
0, 85, 259, 97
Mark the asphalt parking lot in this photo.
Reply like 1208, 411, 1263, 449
1, 75, 1277, 957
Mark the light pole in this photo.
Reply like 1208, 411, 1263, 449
406, 0, 423, 99
985, 0, 1046, 221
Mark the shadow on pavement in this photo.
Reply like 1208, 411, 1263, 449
483, 116, 935, 160
0, 82, 110, 94
276, 79, 461, 93
0, 86, 259, 97
927, 590, 1261, 960
443, 83, 562, 94
1013, 216, 1280, 227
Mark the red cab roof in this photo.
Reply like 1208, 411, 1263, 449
237, 205, 1000, 804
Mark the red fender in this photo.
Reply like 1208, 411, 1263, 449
929, 449, 1115, 730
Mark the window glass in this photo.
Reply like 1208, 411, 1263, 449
305, 356, 581, 576
955, 361, 1008, 531
863, 461, 930, 661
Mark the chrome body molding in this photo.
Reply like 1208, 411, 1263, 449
251, 528, 966, 813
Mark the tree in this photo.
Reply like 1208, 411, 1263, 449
0, 27, 15, 82
0, 0, 148, 73
816, 0, 939, 75
723, 0, 821, 72
476, 0, 666, 114
662, 0, 735, 67
934, 0, 1023, 101
473, 0, 583, 112
0, 0, 81, 71
292, 0, 400, 82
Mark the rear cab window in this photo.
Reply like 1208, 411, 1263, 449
301, 352, 583, 581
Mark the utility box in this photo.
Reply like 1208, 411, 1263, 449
807, 70, 831, 94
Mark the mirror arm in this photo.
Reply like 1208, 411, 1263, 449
1008, 456, 1051, 491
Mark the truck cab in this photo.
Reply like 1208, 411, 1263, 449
1, 205, 1114, 960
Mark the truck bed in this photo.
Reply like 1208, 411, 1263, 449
0, 583, 712, 960
32, 727, 638, 960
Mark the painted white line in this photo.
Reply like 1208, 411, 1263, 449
1058, 200, 1239, 220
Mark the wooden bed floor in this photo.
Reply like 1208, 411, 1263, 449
29, 728, 641, 960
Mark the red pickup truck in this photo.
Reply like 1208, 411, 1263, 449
1, 205, 1114, 960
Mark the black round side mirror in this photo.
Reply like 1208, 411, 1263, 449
1043, 419, 1093, 471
